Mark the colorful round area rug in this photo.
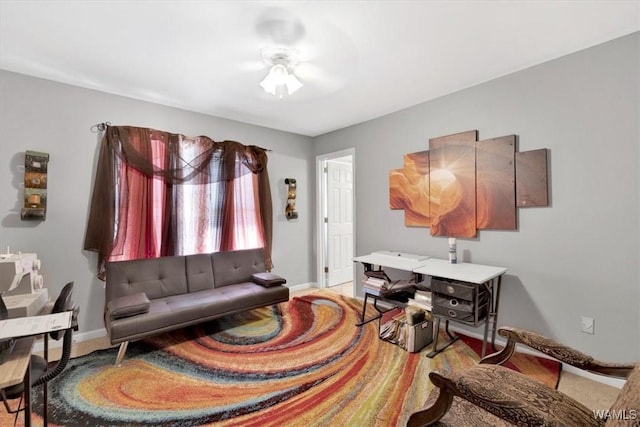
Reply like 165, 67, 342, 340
11, 292, 432, 427
2, 291, 560, 427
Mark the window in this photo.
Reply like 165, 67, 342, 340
175, 168, 264, 256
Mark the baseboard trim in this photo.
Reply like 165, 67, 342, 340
561, 364, 626, 389
288, 282, 317, 292
34, 328, 108, 353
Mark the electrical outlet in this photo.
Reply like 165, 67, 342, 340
581, 316, 594, 334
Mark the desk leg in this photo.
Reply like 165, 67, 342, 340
479, 281, 491, 358
480, 277, 502, 357
356, 294, 382, 327
481, 314, 490, 358
490, 276, 502, 352
356, 293, 368, 326
426, 318, 460, 358
426, 317, 441, 358
23, 357, 31, 427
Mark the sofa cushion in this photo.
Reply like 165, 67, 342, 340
107, 283, 289, 344
106, 255, 188, 301
186, 253, 215, 293
212, 248, 266, 288
107, 292, 150, 320
251, 272, 286, 287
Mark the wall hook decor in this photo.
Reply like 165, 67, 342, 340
21, 150, 50, 221
285, 178, 298, 220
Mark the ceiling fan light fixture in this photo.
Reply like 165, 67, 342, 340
260, 48, 302, 99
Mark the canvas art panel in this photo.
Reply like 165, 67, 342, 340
476, 135, 517, 230
389, 151, 430, 226
516, 149, 549, 207
428, 130, 478, 238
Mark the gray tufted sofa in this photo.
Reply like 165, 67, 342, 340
104, 248, 289, 365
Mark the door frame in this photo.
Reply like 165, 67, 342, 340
315, 148, 356, 290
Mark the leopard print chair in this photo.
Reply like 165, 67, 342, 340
408, 327, 639, 427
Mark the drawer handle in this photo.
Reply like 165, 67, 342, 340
448, 309, 457, 317
446, 285, 455, 294
449, 299, 459, 307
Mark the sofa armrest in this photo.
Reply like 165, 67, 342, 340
107, 292, 150, 320
481, 327, 635, 378
251, 272, 286, 287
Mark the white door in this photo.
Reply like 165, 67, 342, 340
327, 159, 354, 286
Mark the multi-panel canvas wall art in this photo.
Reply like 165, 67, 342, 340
390, 130, 548, 238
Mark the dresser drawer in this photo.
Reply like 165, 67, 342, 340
433, 303, 488, 324
432, 286, 489, 326
433, 294, 475, 313
433, 289, 488, 309
431, 277, 483, 301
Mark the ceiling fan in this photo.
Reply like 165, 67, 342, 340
259, 47, 303, 98
250, 7, 355, 100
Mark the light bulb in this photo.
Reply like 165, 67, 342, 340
260, 62, 303, 98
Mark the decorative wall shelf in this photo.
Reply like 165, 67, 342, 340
21, 150, 49, 221
285, 178, 298, 220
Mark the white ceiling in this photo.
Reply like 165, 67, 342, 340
1, 1, 638, 137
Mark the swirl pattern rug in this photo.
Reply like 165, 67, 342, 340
2, 291, 559, 427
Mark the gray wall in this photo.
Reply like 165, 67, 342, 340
0, 70, 315, 334
313, 33, 639, 362
1, 33, 638, 362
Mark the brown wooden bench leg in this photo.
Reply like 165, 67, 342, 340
407, 372, 455, 426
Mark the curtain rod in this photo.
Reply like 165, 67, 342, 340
90, 122, 111, 133
89, 122, 272, 151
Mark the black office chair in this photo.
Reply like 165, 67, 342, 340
1, 281, 79, 421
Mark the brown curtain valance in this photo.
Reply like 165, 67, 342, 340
84, 125, 273, 278
102, 126, 269, 184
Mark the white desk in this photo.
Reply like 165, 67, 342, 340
354, 251, 507, 358
353, 252, 430, 272
353, 252, 430, 326
413, 259, 506, 284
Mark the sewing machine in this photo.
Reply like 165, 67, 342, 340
0, 252, 48, 364
0, 252, 48, 318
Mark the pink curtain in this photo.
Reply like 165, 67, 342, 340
108, 130, 167, 261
